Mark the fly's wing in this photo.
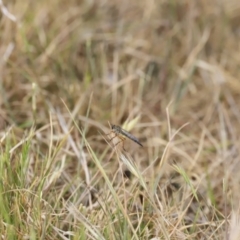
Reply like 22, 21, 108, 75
120, 128, 143, 147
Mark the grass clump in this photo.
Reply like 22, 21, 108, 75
1, 0, 240, 239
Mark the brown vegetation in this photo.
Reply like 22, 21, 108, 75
1, 0, 240, 239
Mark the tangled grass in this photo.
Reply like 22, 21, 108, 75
1, 0, 240, 239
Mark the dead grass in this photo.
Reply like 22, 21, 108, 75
1, 0, 240, 239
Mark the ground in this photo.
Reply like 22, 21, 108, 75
1, 0, 240, 239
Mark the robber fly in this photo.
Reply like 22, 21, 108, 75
109, 124, 143, 147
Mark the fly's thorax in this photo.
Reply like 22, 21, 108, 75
112, 125, 120, 133
111, 124, 117, 132
109, 124, 143, 147
111, 125, 126, 139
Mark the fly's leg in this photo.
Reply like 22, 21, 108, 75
107, 132, 126, 151
114, 139, 127, 151
122, 140, 126, 151
105, 131, 118, 142
105, 131, 113, 136
109, 134, 117, 142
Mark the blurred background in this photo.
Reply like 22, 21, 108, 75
1, 0, 240, 239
